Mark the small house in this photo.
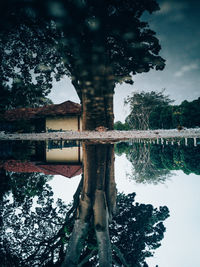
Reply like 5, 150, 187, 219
0, 101, 82, 132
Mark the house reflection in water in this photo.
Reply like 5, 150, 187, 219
0, 140, 82, 178
46, 140, 82, 164
0, 100, 82, 133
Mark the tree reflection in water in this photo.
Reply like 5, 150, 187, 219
115, 140, 200, 184
0, 142, 169, 267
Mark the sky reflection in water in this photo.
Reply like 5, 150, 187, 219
0, 139, 199, 266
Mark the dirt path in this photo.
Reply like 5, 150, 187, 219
0, 128, 200, 141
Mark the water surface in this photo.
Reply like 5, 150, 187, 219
0, 139, 199, 267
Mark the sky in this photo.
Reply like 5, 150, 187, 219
49, 0, 200, 122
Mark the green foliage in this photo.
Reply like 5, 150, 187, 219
125, 90, 173, 130
150, 105, 174, 129
115, 142, 131, 156
148, 143, 200, 176
0, 161, 53, 203
0, 0, 165, 105
116, 141, 200, 183
8, 172, 52, 204
0, 81, 54, 112
116, 142, 172, 183
179, 98, 200, 128
80, 192, 169, 267
0, 16, 65, 110
125, 91, 200, 130
110, 193, 169, 267
0, 178, 72, 267
114, 121, 130, 130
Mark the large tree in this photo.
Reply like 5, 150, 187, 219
0, 1, 166, 266
125, 90, 173, 130
0, 0, 165, 130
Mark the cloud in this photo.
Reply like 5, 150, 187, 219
174, 63, 199, 77
155, 1, 189, 22
158, 1, 188, 15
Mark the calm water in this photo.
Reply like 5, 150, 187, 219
0, 139, 200, 267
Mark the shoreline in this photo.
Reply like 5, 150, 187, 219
0, 128, 200, 141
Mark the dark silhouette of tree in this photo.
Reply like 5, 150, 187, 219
0, 139, 170, 267
110, 193, 169, 267
0, 82, 53, 112
149, 98, 200, 129
78, 192, 169, 267
150, 105, 174, 129
8, 172, 52, 204
0, 182, 71, 267
0, 173, 169, 267
0, 1, 167, 266
62, 143, 116, 267
114, 120, 130, 131
0, 164, 53, 204
0, 18, 64, 110
179, 98, 200, 128
0, 0, 165, 130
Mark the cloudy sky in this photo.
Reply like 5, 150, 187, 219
49, 0, 200, 122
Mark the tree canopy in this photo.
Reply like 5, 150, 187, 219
124, 90, 173, 130
0, 82, 53, 112
0, 0, 165, 128
110, 193, 169, 267
0, 2, 169, 266
0, 18, 63, 110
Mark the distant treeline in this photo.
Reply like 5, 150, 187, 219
115, 93, 200, 130
149, 98, 200, 129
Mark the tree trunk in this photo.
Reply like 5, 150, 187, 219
94, 189, 112, 267
63, 143, 115, 266
105, 145, 116, 218
81, 85, 114, 130
61, 219, 89, 267
63, 81, 115, 266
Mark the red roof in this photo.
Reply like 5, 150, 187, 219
0, 160, 82, 178
1, 101, 81, 121
38, 165, 82, 178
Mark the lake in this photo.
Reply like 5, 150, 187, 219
0, 138, 199, 267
